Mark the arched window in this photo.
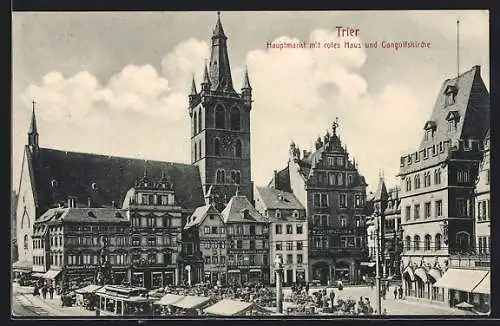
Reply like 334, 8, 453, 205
24, 234, 29, 249
198, 140, 202, 159
215, 105, 225, 129
414, 175, 420, 189
235, 139, 242, 158
405, 236, 411, 251
231, 170, 241, 184
198, 109, 203, 133
456, 231, 470, 253
193, 111, 198, 135
414, 235, 421, 250
230, 107, 240, 130
337, 173, 343, 186
406, 177, 412, 191
435, 233, 442, 250
214, 138, 221, 156
216, 170, 225, 184
434, 169, 441, 184
424, 234, 431, 251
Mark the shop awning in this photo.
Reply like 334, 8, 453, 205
402, 266, 415, 281
361, 262, 376, 267
471, 272, 490, 295
12, 260, 33, 272
75, 284, 103, 294
414, 268, 428, 283
428, 268, 442, 283
42, 269, 62, 280
433, 268, 489, 293
227, 270, 240, 273
156, 294, 185, 306
171, 295, 211, 310
249, 269, 261, 273
203, 299, 255, 316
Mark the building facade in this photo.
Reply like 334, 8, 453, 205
474, 130, 490, 254
254, 187, 308, 285
221, 194, 270, 285
399, 65, 489, 305
32, 206, 130, 289
183, 202, 227, 285
123, 172, 184, 289
269, 122, 368, 285
189, 13, 254, 210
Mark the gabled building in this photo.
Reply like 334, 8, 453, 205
254, 186, 308, 285
269, 122, 368, 285
398, 65, 489, 305
122, 171, 184, 288
33, 206, 130, 289
183, 200, 227, 285
221, 194, 270, 285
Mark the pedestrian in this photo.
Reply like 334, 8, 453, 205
398, 285, 403, 299
41, 284, 48, 299
393, 287, 398, 300
382, 308, 387, 315
49, 284, 54, 299
33, 285, 40, 297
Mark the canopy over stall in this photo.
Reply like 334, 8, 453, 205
171, 295, 211, 310
155, 294, 185, 306
433, 269, 489, 293
203, 299, 268, 316
75, 285, 103, 295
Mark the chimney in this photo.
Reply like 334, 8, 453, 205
273, 170, 278, 189
67, 197, 76, 208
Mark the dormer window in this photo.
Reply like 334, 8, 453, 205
444, 85, 458, 106
276, 210, 281, 218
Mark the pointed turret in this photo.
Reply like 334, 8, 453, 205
188, 74, 198, 108
28, 99, 39, 154
373, 171, 389, 213
208, 12, 235, 92
201, 62, 211, 92
242, 66, 252, 90
190, 75, 198, 96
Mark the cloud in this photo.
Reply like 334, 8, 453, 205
245, 28, 425, 190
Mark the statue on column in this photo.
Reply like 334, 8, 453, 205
95, 235, 112, 286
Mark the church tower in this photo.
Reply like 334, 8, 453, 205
188, 12, 253, 211
28, 99, 39, 155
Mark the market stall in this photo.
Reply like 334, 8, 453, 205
170, 295, 212, 315
74, 284, 103, 309
203, 299, 269, 316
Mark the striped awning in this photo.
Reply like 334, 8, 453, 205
402, 266, 415, 281
428, 268, 442, 282
471, 272, 490, 295
433, 268, 488, 293
42, 269, 62, 280
414, 268, 428, 283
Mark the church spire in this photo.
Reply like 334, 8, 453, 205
190, 74, 198, 95
209, 11, 234, 92
242, 66, 252, 90
28, 99, 39, 153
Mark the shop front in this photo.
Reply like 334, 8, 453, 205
248, 268, 262, 284
63, 265, 98, 291
433, 268, 489, 309
227, 270, 241, 286
12, 260, 34, 285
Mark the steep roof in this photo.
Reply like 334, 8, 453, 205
29, 147, 205, 215
36, 207, 129, 225
221, 195, 267, 224
255, 187, 305, 211
184, 204, 221, 230
373, 178, 388, 202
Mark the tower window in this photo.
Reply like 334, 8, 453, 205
198, 109, 203, 133
214, 138, 221, 156
230, 107, 241, 131
231, 170, 241, 184
235, 139, 242, 158
193, 111, 198, 135
216, 170, 225, 184
215, 105, 225, 129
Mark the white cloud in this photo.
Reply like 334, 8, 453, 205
245, 28, 425, 191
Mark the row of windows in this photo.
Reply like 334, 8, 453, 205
204, 241, 227, 249
316, 172, 354, 186
276, 253, 303, 264
227, 254, 269, 266
275, 241, 304, 251
33, 239, 44, 249
66, 236, 130, 247
33, 255, 44, 265
130, 253, 173, 265
131, 215, 180, 228
477, 236, 491, 254
275, 224, 303, 235
203, 226, 226, 235
313, 193, 364, 208
312, 214, 363, 228
405, 200, 443, 221
404, 233, 445, 251
227, 224, 268, 235
312, 236, 364, 249
404, 142, 447, 165
131, 235, 177, 247
405, 169, 442, 191
230, 239, 269, 250
49, 253, 63, 266
326, 156, 345, 167
64, 225, 128, 233
193, 105, 241, 134
136, 193, 175, 206
204, 255, 226, 265
477, 200, 490, 221
215, 169, 241, 184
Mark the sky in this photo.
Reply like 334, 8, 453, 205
11, 10, 489, 194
